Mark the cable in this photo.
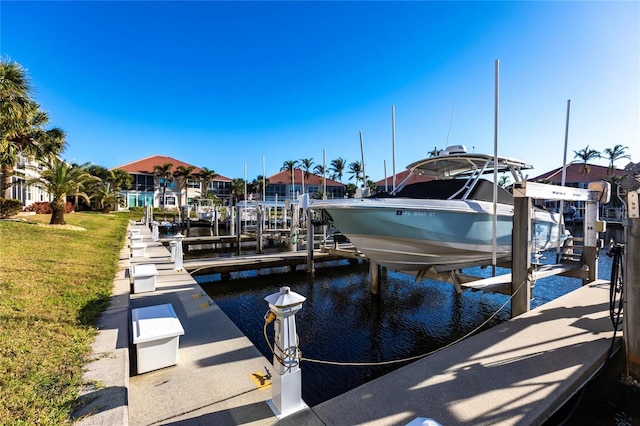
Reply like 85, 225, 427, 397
297, 279, 527, 367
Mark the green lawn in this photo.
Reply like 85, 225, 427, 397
0, 211, 141, 424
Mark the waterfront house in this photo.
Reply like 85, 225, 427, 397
112, 155, 233, 209
4, 154, 53, 208
266, 168, 345, 200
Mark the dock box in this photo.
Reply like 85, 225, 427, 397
131, 264, 158, 293
130, 229, 141, 238
131, 241, 147, 257
131, 303, 185, 374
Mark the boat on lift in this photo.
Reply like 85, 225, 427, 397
310, 145, 567, 272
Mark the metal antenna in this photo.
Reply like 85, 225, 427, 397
445, 100, 457, 148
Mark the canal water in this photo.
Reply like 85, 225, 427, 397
169, 226, 638, 424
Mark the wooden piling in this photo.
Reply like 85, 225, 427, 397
625, 191, 640, 381
370, 261, 380, 295
512, 196, 532, 317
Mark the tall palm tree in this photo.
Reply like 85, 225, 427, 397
231, 178, 246, 206
348, 161, 363, 187
428, 146, 440, 158
330, 157, 347, 183
198, 167, 217, 198
1, 60, 66, 198
250, 175, 269, 199
173, 165, 196, 207
313, 164, 326, 177
26, 157, 98, 224
281, 160, 298, 199
153, 162, 174, 210
300, 158, 314, 180
573, 146, 601, 186
603, 144, 630, 176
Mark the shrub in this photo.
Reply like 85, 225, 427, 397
25, 202, 52, 214
0, 198, 23, 218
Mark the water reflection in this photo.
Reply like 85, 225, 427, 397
199, 261, 512, 406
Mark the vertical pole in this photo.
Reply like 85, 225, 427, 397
306, 208, 314, 275
236, 206, 242, 255
512, 196, 531, 317
492, 59, 500, 270
392, 105, 397, 191
214, 206, 219, 236
257, 207, 263, 254
370, 260, 380, 295
625, 190, 640, 381
583, 199, 598, 284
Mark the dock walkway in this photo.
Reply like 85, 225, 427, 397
77, 223, 619, 425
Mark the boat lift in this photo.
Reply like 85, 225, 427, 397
409, 181, 610, 318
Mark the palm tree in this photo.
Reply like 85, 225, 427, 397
498, 175, 511, 188
1, 60, 67, 198
26, 157, 98, 224
153, 162, 174, 210
198, 167, 218, 198
250, 175, 269, 199
313, 164, 326, 177
230, 178, 246, 206
281, 160, 298, 199
92, 182, 124, 213
573, 146, 601, 186
603, 144, 631, 176
348, 161, 363, 187
173, 165, 196, 207
110, 168, 132, 190
330, 157, 347, 183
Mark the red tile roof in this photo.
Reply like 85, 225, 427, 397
268, 168, 344, 186
529, 163, 623, 184
374, 169, 433, 189
111, 155, 232, 181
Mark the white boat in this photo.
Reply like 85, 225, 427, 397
310, 145, 566, 272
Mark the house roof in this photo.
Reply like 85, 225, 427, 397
529, 163, 623, 184
268, 168, 344, 187
111, 155, 232, 181
374, 169, 434, 189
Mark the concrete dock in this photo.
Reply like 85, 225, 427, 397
76, 223, 620, 425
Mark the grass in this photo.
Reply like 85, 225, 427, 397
0, 211, 141, 424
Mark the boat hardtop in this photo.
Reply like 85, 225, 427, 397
401, 145, 532, 183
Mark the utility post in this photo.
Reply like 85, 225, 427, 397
620, 162, 640, 382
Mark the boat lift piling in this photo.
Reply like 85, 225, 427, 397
511, 180, 609, 317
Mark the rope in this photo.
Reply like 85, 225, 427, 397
272, 279, 528, 368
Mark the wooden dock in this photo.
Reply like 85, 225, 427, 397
183, 250, 352, 275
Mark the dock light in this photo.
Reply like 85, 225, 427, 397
264, 286, 308, 419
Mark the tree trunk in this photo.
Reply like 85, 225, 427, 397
50, 197, 66, 225
1, 166, 14, 199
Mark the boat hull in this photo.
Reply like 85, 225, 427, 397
313, 198, 563, 271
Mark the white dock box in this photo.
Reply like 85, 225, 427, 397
131, 241, 147, 257
132, 303, 185, 374
131, 263, 158, 293
130, 229, 141, 238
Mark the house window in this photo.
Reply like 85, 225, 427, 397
164, 196, 176, 206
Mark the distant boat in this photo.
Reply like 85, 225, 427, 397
310, 145, 567, 272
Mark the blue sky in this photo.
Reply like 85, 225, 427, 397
2, 1, 638, 183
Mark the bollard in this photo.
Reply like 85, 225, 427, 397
264, 286, 308, 419
173, 233, 184, 272
151, 221, 159, 242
